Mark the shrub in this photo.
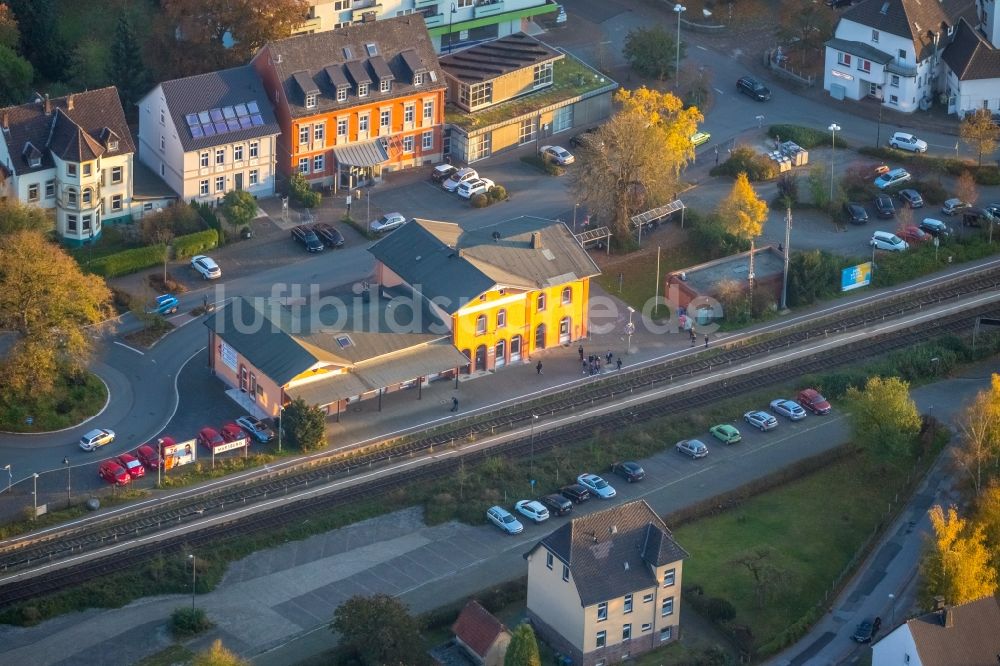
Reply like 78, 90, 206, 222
172, 229, 219, 259
222, 190, 258, 229
289, 172, 322, 208
170, 607, 213, 638
710, 145, 777, 181
486, 184, 507, 202
520, 154, 564, 176
140, 205, 203, 244
839, 164, 879, 202
687, 211, 750, 260
148, 271, 188, 294
975, 166, 1000, 185
470, 193, 489, 208
908, 179, 947, 205
768, 124, 848, 149
192, 201, 224, 244
776, 173, 798, 205
86, 244, 166, 278
341, 214, 376, 240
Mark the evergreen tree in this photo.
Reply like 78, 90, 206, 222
504, 624, 542, 666
7, 0, 64, 81
108, 11, 149, 111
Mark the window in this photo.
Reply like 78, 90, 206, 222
358, 82, 369, 97
642, 623, 652, 632
200, 152, 209, 168
898, 49, 906, 60
858, 59, 871, 73
159, 135, 165, 151
872, 29, 879, 42
533, 62, 553, 88
403, 136, 414, 153
519, 117, 535, 145
380, 109, 391, 129
215, 176, 225, 192
27, 183, 39, 201
159, 108, 165, 125
359, 113, 370, 133
536, 293, 546, 311
82, 163, 92, 177
111, 194, 122, 211
562, 287, 572, 304
660, 626, 672, 642
199, 180, 209, 196
414, 72, 424, 86
643, 593, 654, 603
337, 118, 348, 138
475, 314, 487, 335
837, 52, 851, 67
45, 180, 55, 198
249, 169, 259, 186
597, 602, 608, 621
111, 166, 123, 184
404, 104, 415, 124
336, 87, 348, 102
623, 624, 632, 641
624, 594, 633, 614
216, 148, 225, 165
664, 568, 676, 587
595, 631, 606, 648
67, 188, 77, 205
313, 154, 325, 172
562, 565, 569, 582
546, 552, 553, 569
314, 124, 325, 143
67, 163, 77, 176
422, 131, 434, 150
661, 596, 674, 617
461, 82, 492, 108
305, 93, 317, 108
334, 0, 351, 8
82, 188, 92, 205
82, 214, 91, 231
234, 145, 244, 161
249, 141, 259, 158
67, 214, 77, 231
423, 99, 434, 120
890, 75, 900, 88
299, 126, 310, 145
890, 94, 899, 105
380, 78, 391, 93
497, 309, 506, 328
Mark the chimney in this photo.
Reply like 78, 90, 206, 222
933, 596, 946, 611
530, 232, 543, 249
44, 94, 51, 116
67, 94, 74, 111
1, 111, 7, 130
943, 607, 954, 628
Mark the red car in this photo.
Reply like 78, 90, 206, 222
896, 224, 930, 244
797, 388, 832, 415
135, 444, 161, 470
116, 453, 146, 479
98, 460, 130, 485
197, 427, 224, 451
221, 422, 245, 442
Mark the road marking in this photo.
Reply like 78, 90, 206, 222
113, 341, 144, 356
714, 88, 724, 94
697, 45, 707, 51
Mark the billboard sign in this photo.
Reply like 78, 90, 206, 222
841, 262, 872, 292
161, 437, 197, 470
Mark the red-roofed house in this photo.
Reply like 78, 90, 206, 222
451, 600, 511, 666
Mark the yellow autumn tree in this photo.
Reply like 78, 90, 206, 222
920, 505, 998, 607
955, 374, 1000, 496
717, 172, 769, 242
192, 639, 249, 666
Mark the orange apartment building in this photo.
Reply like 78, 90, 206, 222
251, 16, 446, 191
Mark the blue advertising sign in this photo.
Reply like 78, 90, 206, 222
841, 262, 872, 292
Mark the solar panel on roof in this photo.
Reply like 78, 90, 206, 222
185, 113, 199, 126
214, 121, 227, 133
247, 100, 259, 113
222, 106, 236, 119
188, 99, 267, 139
202, 124, 216, 136
198, 111, 211, 123
251, 114, 264, 126
235, 103, 248, 116
239, 116, 252, 129
226, 118, 240, 131
211, 108, 225, 122
190, 125, 204, 138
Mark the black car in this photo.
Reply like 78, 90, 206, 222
539, 493, 573, 516
873, 194, 895, 218
569, 127, 599, 148
843, 202, 869, 225
918, 218, 951, 238
310, 222, 345, 248
897, 188, 924, 208
611, 461, 646, 483
291, 225, 324, 252
737, 75, 771, 101
560, 484, 591, 504
852, 617, 881, 643
962, 207, 996, 227
431, 164, 458, 183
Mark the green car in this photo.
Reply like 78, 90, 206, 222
709, 424, 742, 444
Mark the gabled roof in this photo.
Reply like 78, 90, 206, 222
524, 500, 689, 607
439, 33, 564, 83
942, 18, 1000, 81
0, 87, 134, 176
451, 600, 510, 659
255, 16, 445, 119
368, 216, 601, 314
885, 595, 1000, 664
152, 65, 281, 154
825, 37, 894, 64
840, 0, 974, 60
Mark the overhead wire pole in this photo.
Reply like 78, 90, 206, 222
780, 206, 792, 311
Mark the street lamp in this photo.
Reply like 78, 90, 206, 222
529, 414, 539, 479
828, 123, 841, 202
888, 593, 896, 627
625, 306, 636, 355
673, 4, 687, 86
447, 3, 458, 54
3, 464, 10, 494
31, 472, 39, 520
63, 457, 71, 504
573, 203, 580, 232
188, 554, 197, 609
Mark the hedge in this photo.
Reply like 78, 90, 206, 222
191, 201, 224, 244
86, 244, 166, 278
173, 229, 219, 259
856, 147, 1000, 183
520, 154, 564, 176
767, 125, 849, 150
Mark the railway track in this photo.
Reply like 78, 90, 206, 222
0, 266, 998, 606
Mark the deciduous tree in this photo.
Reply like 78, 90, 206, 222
0, 198, 48, 234
0, 43, 31, 105
717, 172, 768, 241
954, 374, 1000, 496
959, 109, 999, 166
108, 11, 150, 111
775, 0, 832, 65
505, 623, 542, 666
7, 0, 64, 80
282, 397, 326, 452
955, 170, 978, 206
845, 376, 922, 462
0, 3, 19, 49
192, 639, 249, 666
729, 548, 787, 608
919, 505, 998, 607
330, 594, 427, 666
222, 190, 258, 231
0, 231, 111, 395
70, 37, 110, 90
623, 25, 678, 82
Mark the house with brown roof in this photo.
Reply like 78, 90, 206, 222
449, 599, 511, 666
251, 16, 446, 192
871, 595, 1000, 665
523, 500, 689, 666
439, 33, 617, 164
0, 88, 148, 245
940, 12, 1000, 117
137, 65, 281, 204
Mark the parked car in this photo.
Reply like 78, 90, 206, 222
555, 3, 567, 22
135, 444, 161, 469
146, 294, 179, 316
569, 128, 599, 149
116, 453, 146, 479
190, 254, 221, 279
873, 193, 896, 218
539, 493, 573, 516
560, 484, 591, 504
221, 422, 247, 443
737, 75, 771, 101
486, 506, 524, 534
871, 230, 909, 251
442, 167, 479, 192
874, 168, 911, 189
897, 188, 924, 208
369, 212, 407, 234
691, 131, 711, 147
941, 198, 971, 216
853, 617, 881, 643
514, 499, 550, 523
919, 218, 952, 238
889, 131, 928, 153
744, 410, 778, 431
610, 461, 645, 483
677, 439, 709, 458
291, 225, 324, 252
985, 203, 1000, 218
431, 164, 458, 183
896, 224, 930, 244
577, 473, 616, 498
457, 177, 495, 199
79, 428, 115, 452
236, 415, 275, 443
98, 460, 130, 486
769, 398, 807, 420
843, 202, 869, 225
797, 388, 831, 415
197, 427, 225, 451
709, 424, 742, 444
826, 0, 854, 7
962, 207, 996, 227
310, 222, 345, 247
540, 145, 575, 165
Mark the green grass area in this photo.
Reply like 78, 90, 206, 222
596, 239, 713, 316
445, 55, 614, 131
0, 370, 107, 433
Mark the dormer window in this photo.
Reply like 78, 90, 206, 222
305, 93, 317, 108
380, 79, 391, 93
29, 156, 41, 168
108, 140, 118, 151
358, 83, 369, 97
414, 72, 424, 86
337, 87, 347, 102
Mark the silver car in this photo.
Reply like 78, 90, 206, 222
487, 506, 524, 534
676, 439, 709, 459
79, 428, 116, 451
769, 399, 807, 421
744, 410, 778, 431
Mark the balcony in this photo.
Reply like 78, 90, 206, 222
475, 0, 506, 17
351, 1, 382, 20
886, 60, 917, 77
424, 11, 445, 26
415, 0, 438, 8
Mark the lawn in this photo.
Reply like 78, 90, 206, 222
0, 370, 108, 433
596, 238, 714, 316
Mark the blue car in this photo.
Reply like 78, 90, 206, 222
235, 415, 275, 443
146, 294, 179, 316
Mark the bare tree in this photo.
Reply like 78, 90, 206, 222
729, 548, 787, 608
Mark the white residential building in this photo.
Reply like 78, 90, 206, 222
940, 0, 1000, 117
872, 595, 1000, 665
